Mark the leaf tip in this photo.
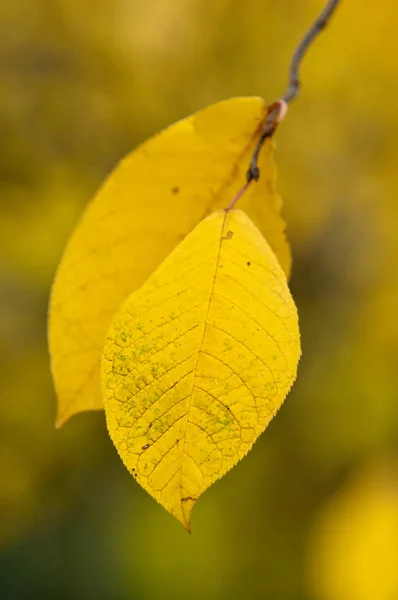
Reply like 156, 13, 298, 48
55, 407, 71, 429
55, 414, 66, 429
184, 521, 192, 535
180, 497, 196, 534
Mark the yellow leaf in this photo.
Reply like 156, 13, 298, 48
49, 96, 291, 426
101, 209, 300, 531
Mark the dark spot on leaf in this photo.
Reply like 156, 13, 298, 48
223, 230, 234, 240
247, 261, 251, 266
181, 496, 195, 503
171, 186, 180, 194
142, 444, 150, 450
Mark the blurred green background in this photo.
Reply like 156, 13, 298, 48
1, 1, 398, 599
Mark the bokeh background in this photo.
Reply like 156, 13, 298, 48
1, 1, 398, 599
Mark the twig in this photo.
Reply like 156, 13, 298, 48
246, 0, 341, 183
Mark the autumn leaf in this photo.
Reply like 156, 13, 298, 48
101, 209, 300, 531
49, 96, 291, 426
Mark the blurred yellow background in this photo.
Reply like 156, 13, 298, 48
1, 1, 398, 599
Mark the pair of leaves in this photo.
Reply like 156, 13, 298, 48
49, 97, 300, 530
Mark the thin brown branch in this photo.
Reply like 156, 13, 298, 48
246, 0, 341, 183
